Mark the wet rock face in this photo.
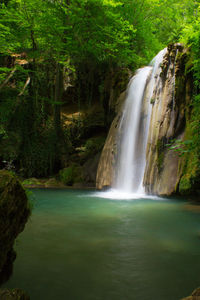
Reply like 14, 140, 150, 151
96, 92, 126, 190
96, 115, 118, 189
143, 43, 191, 195
0, 170, 30, 284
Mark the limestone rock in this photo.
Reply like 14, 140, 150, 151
96, 112, 123, 190
83, 152, 101, 186
143, 43, 191, 195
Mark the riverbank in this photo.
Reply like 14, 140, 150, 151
22, 177, 95, 189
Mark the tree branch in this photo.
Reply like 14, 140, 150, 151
18, 76, 31, 96
0, 67, 17, 89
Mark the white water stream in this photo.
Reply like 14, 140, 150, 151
111, 48, 167, 197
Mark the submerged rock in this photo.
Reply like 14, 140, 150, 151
0, 170, 30, 284
0, 288, 30, 300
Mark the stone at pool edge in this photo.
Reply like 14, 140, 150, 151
181, 287, 200, 299
0, 288, 30, 300
0, 170, 30, 284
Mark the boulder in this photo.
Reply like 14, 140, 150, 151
0, 170, 30, 284
181, 287, 200, 300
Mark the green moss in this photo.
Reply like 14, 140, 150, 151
179, 175, 192, 194
178, 109, 200, 195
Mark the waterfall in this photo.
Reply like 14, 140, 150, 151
96, 44, 185, 197
112, 48, 167, 194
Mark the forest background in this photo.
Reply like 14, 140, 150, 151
0, 0, 199, 189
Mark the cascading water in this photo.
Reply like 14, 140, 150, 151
113, 67, 152, 193
112, 48, 167, 195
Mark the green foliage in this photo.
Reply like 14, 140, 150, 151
84, 136, 105, 156
0, 67, 11, 83
59, 164, 83, 186
18, 120, 69, 178
167, 139, 193, 157
178, 3, 200, 190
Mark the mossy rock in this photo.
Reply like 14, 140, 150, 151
179, 145, 200, 195
22, 177, 43, 187
0, 170, 30, 284
59, 164, 83, 186
44, 178, 65, 188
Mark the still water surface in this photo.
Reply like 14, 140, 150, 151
3, 189, 200, 300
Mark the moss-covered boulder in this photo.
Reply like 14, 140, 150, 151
0, 170, 30, 284
0, 288, 30, 300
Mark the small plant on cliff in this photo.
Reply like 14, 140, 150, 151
167, 139, 193, 157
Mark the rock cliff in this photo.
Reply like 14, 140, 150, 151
143, 43, 192, 195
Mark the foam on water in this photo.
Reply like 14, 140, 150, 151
92, 189, 166, 201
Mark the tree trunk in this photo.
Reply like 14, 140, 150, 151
54, 63, 63, 137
